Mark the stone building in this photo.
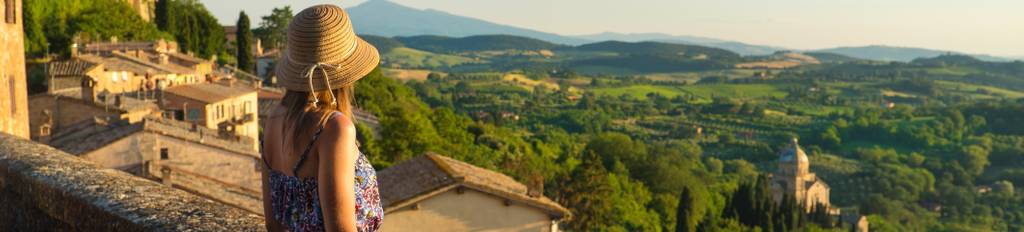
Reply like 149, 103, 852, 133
0, 0, 28, 138
162, 82, 259, 150
378, 153, 570, 232
48, 41, 214, 103
770, 138, 835, 213
26, 92, 158, 142
46, 116, 262, 213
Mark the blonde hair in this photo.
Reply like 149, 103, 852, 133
279, 85, 356, 143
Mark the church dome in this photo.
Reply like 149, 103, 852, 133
779, 138, 809, 163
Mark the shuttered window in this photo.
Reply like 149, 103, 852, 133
5, 0, 15, 24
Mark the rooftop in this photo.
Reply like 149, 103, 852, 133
164, 83, 256, 103
377, 153, 570, 219
779, 138, 809, 163
48, 116, 257, 157
47, 60, 98, 77
77, 54, 165, 76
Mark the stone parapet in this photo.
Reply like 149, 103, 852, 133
0, 133, 264, 231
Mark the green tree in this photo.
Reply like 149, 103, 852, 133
676, 186, 698, 232
235, 11, 254, 72
254, 6, 293, 50
154, 0, 173, 31
166, 0, 225, 58
560, 152, 616, 231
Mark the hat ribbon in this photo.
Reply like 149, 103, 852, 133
304, 62, 339, 106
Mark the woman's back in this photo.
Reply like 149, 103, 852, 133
262, 109, 383, 232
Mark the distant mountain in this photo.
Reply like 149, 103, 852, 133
814, 45, 1012, 62
575, 41, 740, 60
570, 41, 740, 73
576, 32, 788, 56
911, 54, 984, 66
346, 0, 589, 45
394, 35, 567, 53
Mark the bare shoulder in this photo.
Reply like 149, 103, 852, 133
323, 112, 357, 137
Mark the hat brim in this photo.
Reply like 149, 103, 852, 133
275, 37, 380, 92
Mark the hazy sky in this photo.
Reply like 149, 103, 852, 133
201, 0, 1024, 56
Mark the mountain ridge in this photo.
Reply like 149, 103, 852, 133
347, 0, 1017, 62
346, 0, 589, 45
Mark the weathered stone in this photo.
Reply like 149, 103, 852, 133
0, 133, 265, 231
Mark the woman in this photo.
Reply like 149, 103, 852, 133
261, 4, 382, 232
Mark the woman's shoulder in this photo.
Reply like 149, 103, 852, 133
323, 111, 356, 135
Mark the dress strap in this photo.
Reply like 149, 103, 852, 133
291, 112, 341, 176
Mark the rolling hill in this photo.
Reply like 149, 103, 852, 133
576, 32, 788, 56
394, 35, 567, 53
815, 45, 1012, 62
346, 0, 588, 45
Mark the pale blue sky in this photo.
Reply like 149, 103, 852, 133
201, 0, 1024, 56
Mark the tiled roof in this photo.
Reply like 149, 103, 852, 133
49, 116, 257, 157
164, 83, 256, 103
779, 138, 808, 163
48, 60, 98, 76
109, 52, 194, 75
377, 153, 570, 219
83, 42, 158, 53
77, 54, 162, 75
166, 52, 210, 65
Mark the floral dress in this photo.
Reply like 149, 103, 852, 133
264, 112, 383, 232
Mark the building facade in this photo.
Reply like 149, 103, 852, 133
0, 0, 28, 138
46, 116, 262, 213
162, 83, 259, 150
770, 138, 834, 213
378, 153, 570, 232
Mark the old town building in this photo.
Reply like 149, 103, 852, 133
378, 153, 570, 232
162, 82, 259, 150
47, 116, 262, 213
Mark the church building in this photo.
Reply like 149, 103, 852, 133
770, 138, 835, 213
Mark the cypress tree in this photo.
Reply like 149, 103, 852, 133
236, 11, 254, 73
155, 0, 173, 31
675, 186, 697, 232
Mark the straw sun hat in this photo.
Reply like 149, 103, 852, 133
275, 4, 379, 95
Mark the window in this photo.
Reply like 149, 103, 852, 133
160, 148, 169, 160
5, 0, 15, 24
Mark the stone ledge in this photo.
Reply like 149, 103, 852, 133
0, 133, 265, 231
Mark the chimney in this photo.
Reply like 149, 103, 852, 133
71, 43, 79, 58
252, 79, 262, 89
158, 54, 169, 65
228, 78, 236, 87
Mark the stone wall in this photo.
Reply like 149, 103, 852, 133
0, 133, 264, 231
0, 0, 29, 139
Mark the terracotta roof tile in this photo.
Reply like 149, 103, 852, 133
377, 153, 570, 219
165, 83, 255, 103
49, 116, 257, 156
48, 60, 98, 76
